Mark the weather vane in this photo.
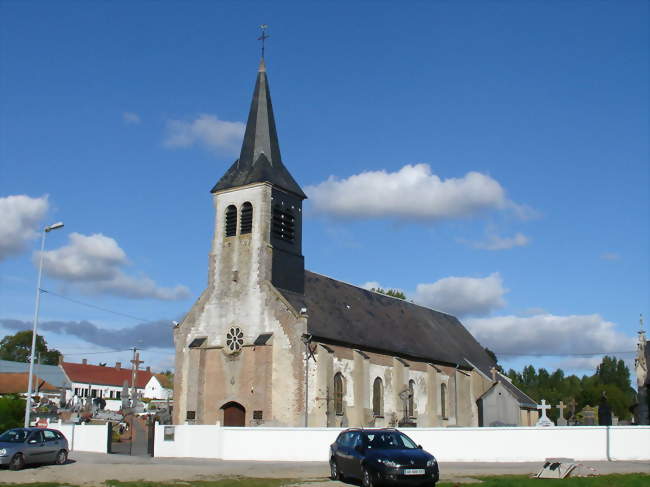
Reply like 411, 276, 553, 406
258, 24, 270, 59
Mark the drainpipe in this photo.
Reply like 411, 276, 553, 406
606, 426, 611, 461
454, 365, 460, 424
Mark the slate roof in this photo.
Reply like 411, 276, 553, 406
0, 372, 58, 394
61, 362, 154, 389
211, 59, 306, 199
0, 359, 70, 389
279, 271, 497, 374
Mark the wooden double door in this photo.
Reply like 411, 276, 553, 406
221, 402, 245, 426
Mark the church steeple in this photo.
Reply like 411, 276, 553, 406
211, 59, 306, 199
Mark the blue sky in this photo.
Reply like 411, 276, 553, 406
1, 1, 647, 380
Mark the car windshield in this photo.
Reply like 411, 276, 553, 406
366, 431, 418, 450
0, 429, 28, 443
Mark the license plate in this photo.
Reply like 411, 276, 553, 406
403, 468, 425, 475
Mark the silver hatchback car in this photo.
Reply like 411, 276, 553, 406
0, 427, 69, 470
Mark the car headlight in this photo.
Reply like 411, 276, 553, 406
0, 448, 7, 457
427, 458, 437, 467
378, 459, 400, 468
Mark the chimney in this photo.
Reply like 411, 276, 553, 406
58, 355, 64, 365
146, 366, 151, 373
115, 362, 121, 370
490, 367, 497, 381
82, 359, 87, 365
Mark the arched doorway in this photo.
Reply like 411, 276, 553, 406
221, 401, 246, 426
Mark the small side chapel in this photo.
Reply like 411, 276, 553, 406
173, 57, 531, 428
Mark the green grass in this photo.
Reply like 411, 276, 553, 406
439, 474, 650, 487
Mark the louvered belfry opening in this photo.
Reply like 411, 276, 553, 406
240, 202, 253, 234
225, 205, 237, 237
272, 205, 295, 243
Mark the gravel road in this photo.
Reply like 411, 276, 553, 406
1, 452, 649, 486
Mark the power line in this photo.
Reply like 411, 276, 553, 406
40, 288, 153, 323
494, 351, 636, 357
58, 348, 133, 356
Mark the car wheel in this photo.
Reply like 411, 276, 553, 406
362, 466, 375, 487
55, 449, 68, 465
9, 453, 24, 471
329, 458, 342, 480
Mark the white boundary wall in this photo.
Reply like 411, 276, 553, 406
154, 425, 650, 462
49, 421, 109, 453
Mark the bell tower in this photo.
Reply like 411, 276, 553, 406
209, 58, 306, 294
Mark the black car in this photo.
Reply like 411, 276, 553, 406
329, 428, 439, 486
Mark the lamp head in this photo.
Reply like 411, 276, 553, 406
45, 222, 64, 232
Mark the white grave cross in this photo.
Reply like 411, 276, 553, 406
536, 399, 555, 427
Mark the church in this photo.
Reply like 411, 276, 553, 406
173, 57, 537, 428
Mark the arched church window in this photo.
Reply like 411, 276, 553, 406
441, 383, 447, 419
240, 202, 253, 234
225, 205, 237, 237
372, 377, 383, 417
334, 373, 344, 415
272, 205, 295, 243
408, 379, 415, 417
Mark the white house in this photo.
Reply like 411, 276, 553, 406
61, 359, 171, 411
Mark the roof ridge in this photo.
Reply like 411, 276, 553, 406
305, 269, 456, 317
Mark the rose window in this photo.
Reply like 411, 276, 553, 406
226, 327, 244, 352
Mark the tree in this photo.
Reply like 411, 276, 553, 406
484, 347, 504, 373
507, 356, 635, 421
371, 288, 407, 300
0, 330, 62, 365
0, 394, 25, 431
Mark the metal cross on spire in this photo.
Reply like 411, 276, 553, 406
258, 24, 270, 59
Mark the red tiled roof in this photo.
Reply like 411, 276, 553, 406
0, 372, 58, 394
61, 362, 154, 388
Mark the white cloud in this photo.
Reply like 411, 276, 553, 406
600, 252, 620, 261
306, 164, 529, 221
37, 233, 189, 301
164, 114, 245, 155
0, 194, 49, 261
464, 232, 530, 251
123, 112, 141, 125
361, 281, 381, 290
414, 273, 507, 317
465, 314, 635, 357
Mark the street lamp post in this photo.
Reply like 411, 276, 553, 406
24, 221, 64, 427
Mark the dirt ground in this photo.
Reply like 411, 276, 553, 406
1, 452, 649, 486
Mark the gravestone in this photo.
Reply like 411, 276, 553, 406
568, 398, 578, 425
580, 405, 596, 425
536, 399, 555, 427
556, 401, 568, 426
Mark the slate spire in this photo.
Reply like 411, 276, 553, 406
211, 59, 306, 199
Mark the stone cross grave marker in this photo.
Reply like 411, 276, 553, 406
536, 399, 555, 427
556, 401, 567, 426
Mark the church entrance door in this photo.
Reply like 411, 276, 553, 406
222, 402, 246, 426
